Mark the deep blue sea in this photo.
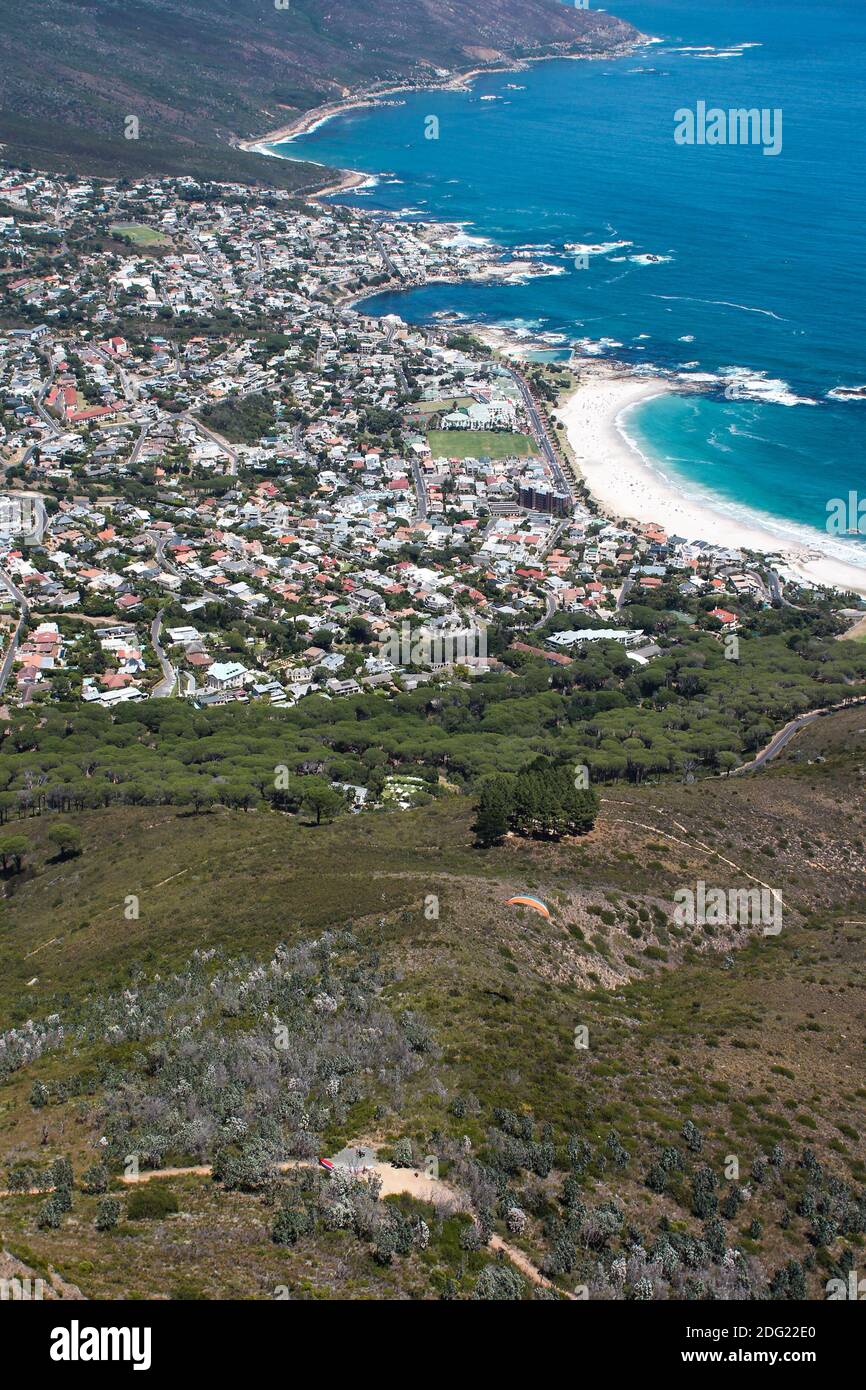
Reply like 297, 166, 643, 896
274, 0, 866, 564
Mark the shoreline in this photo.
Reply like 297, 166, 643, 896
241, 43, 866, 605
237, 41, 646, 156
554, 366, 866, 598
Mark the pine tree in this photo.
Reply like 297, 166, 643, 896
473, 777, 511, 846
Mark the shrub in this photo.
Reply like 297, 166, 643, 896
681, 1120, 703, 1153
392, 1137, 414, 1168
95, 1197, 122, 1231
272, 1205, 313, 1246
81, 1163, 109, 1196
50, 1156, 73, 1191
29, 1081, 49, 1109
37, 1197, 64, 1229
127, 1184, 179, 1220
473, 1265, 525, 1300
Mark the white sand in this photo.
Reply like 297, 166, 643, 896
555, 371, 866, 598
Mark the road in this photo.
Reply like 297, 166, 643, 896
149, 608, 176, 698
129, 424, 149, 465
150, 530, 225, 607
0, 566, 30, 697
840, 612, 866, 642
537, 517, 565, 560
34, 357, 62, 437
410, 458, 429, 520
616, 575, 634, 611
372, 227, 402, 282
152, 533, 181, 580
508, 367, 574, 500
183, 412, 238, 475
731, 694, 866, 774
532, 591, 557, 629
117, 1153, 573, 1297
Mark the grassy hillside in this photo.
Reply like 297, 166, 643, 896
1, 714, 865, 1299
0, 0, 639, 186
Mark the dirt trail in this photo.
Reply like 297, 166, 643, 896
122, 1164, 211, 1181
489, 1234, 577, 1299
117, 1156, 562, 1293
601, 802, 781, 898
121, 1158, 456, 1199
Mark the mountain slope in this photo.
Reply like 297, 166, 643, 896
0, 0, 641, 187
1, 716, 864, 1298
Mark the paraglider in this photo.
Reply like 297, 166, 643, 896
506, 895, 550, 920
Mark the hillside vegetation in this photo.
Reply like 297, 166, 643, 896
1, 712, 865, 1299
0, 0, 639, 186
2, 601, 866, 819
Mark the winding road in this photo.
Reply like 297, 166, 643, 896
2, 1151, 568, 1296
149, 607, 176, 698
730, 694, 866, 774
0, 566, 30, 698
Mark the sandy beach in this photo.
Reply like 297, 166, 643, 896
555, 368, 866, 598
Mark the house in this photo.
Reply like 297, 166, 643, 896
547, 628, 646, 650
709, 607, 739, 631
205, 660, 247, 691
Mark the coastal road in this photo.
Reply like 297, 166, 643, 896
731, 694, 866, 774
372, 227, 403, 282
150, 608, 176, 698
508, 367, 574, 500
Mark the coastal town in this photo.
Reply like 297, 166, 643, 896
0, 165, 848, 727
4, 0, 866, 1327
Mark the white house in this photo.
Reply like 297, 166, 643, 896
206, 660, 247, 691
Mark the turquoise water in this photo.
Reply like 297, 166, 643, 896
275, 0, 866, 561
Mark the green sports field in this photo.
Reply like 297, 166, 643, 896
426, 429, 536, 459
110, 223, 170, 247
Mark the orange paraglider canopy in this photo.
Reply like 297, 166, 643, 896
506, 895, 550, 919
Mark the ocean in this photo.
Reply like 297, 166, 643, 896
272, 0, 866, 566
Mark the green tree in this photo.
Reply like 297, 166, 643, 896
48, 824, 82, 859
346, 616, 374, 645
300, 779, 344, 826
473, 777, 512, 847
0, 834, 28, 873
